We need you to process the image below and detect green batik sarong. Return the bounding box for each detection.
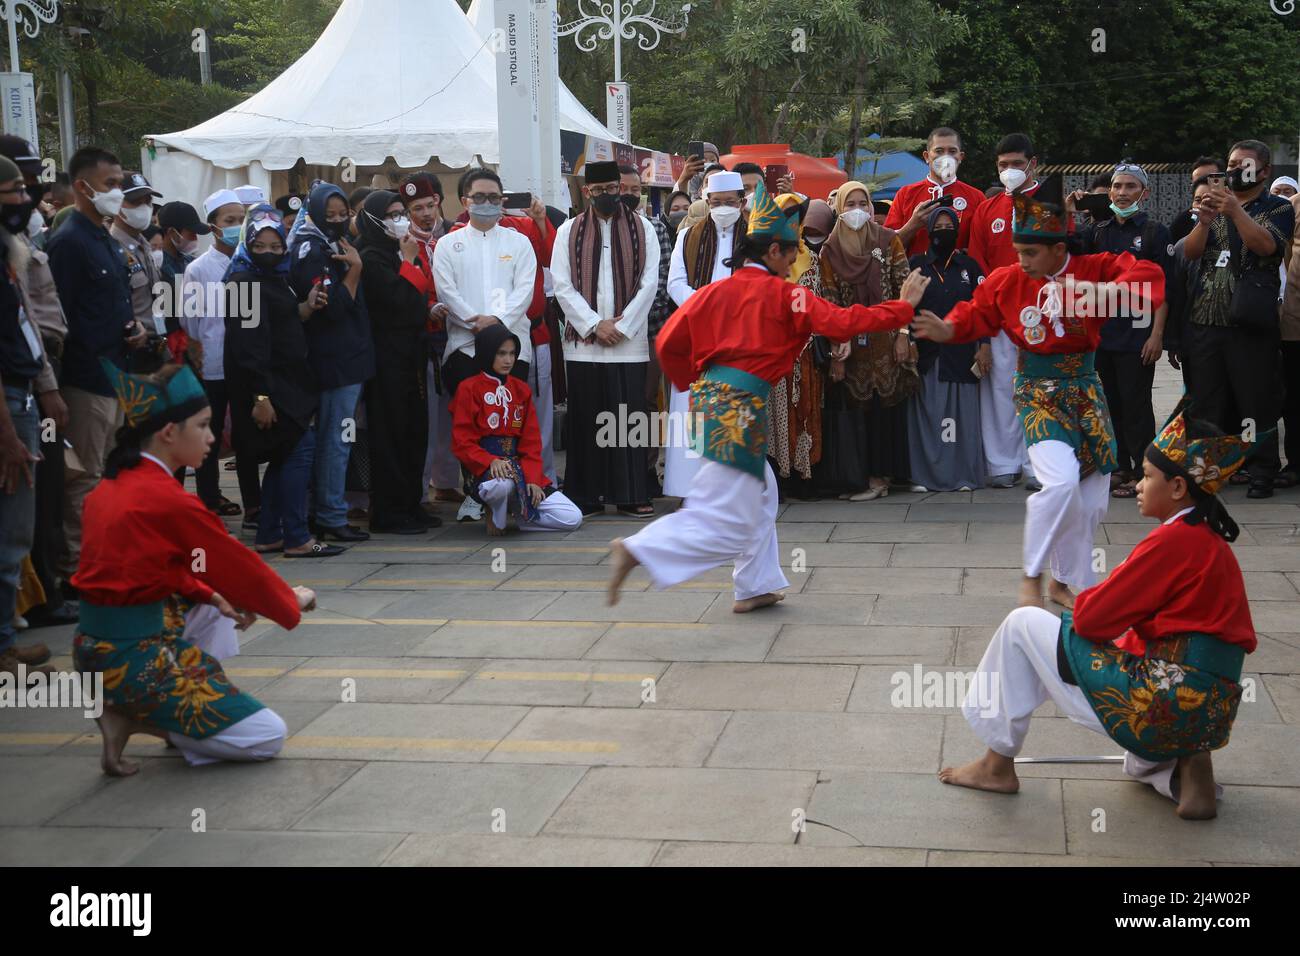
[688,365,771,480]
[1060,611,1245,762]
[1014,350,1118,479]
[73,600,266,739]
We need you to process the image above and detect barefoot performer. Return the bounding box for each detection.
[912,177,1165,608]
[72,360,317,776]
[940,401,1259,820]
[608,181,933,611]
[451,324,582,535]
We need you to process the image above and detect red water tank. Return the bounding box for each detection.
[720,144,847,201]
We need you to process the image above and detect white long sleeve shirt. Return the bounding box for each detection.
[551,213,660,363]
[181,245,232,381]
[432,223,537,364]
[666,221,737,307]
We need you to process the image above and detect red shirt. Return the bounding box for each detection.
[1074,513,1256,654]
[942,252,1166,354]
[452,213,556,344]
[71,457,301,629]
[883,177,987,256]
[451,370,548,487]
[656,264,914,391]
[966,182,1048,273]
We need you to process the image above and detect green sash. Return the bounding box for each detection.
[1014,350,1117,478]
[688,365,771,480]
[1060,611,1245,762]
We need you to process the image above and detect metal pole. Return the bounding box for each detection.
[7,8,20,73]
[612,1,621,82]
[57,68,76,166]
[1013,755,1126,764]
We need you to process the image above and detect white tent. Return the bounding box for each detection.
[144,0,616,207]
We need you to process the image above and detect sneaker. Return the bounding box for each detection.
[457,497,484,522]
[987,473,1017,488]
[1247,482,1274,499]
[1025,478,1043,492]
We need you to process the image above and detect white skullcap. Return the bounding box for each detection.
[234,184,267,204]
[203,189,242,217]
[704,171,743,196]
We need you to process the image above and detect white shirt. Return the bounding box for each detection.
[181,245,232,381]
[432,223,537,364]
[667,221,736,307]
[551,213,660,363]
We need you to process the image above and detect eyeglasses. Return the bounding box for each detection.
[586,185,620,196]
[467,193,503,205]
[0,185,28,198]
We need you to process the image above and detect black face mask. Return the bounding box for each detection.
[0,200,34,235]
[250,250,285,273]
[929,229,957,261]
[619,194,640,214]
[322,218,349,241]
[1227,167,1257,193]
[592,193,620,216]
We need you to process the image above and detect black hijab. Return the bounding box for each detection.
[356,189,400,249]
[474,322,522,383]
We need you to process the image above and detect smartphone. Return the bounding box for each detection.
[764,164,789,195]
[688,140,705,160]
[503,191,532,210]
[934,194,955,208]
[1075,193,1113,218]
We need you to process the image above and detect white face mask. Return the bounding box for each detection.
[150,249,164,269]
[385,216,411,241]
[121,204,153,231]
[25,210,44,239]
[172,231,198,256]
[840,208,870,231]
[932,155,958,184]
[1000,167,1028,193]
[709,206,741,229]
[85,185,125,218]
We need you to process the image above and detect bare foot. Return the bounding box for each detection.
[607,538,639,607]
[485,509,505,537]
[733,591,786,613]
[95,706,142,777]
[1018,575,1044,608]
[938,750,1020,793]
[1175,751,1218,820]
[1047,578,1076,609]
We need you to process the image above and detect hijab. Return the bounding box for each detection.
[474,321,522,383]
[223,203,289,280]
[926,205,960,263]
[679,198,708,234]
[821,181,887,304]
[356,189,400,250]
[288,180,348,253]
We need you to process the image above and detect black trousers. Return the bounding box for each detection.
[367,343,430,527]
[31,354,67,606]
[1096,349,1156,476]
[1281,340,1300,473]
[1182,322,1281,482]
[193,377,263,510]
[562,360,649,508]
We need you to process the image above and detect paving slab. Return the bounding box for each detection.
[767,624,955,665]
[926,850,1208,867]
[445,659,666,707]
[654,662,856,712]
[265,561,385,589]
[241,623,442,657]
[543,767,815,844]
[869,593,1018,627]
[384,834,659,866]
[48,758,364,830]
[698,591,873,626]
[356,565,521,589]
[285,702,529,761]
[778,501,912,523]
[293,762,585,835]
[582,622,779,663]
[310,590,407,617]
[375,589,562,621]
[1263,674,1300,723]
[125,829,404,866]
[459,542,613,566]
[706,711,941,772]
[1234,546,1300,571]
[410,621,608,659]
[828,522,966,544]
[487,706,729,767]
[1062,779,1300,864]
[654,841,925,866]
[256,657,479,703]
[0,756,112,825]
[907,503,1026,524]
[0,826,161,866]
[328,544,483,564]
[847,665,981,716]
[1244,601,1300,634]
[1250,635,1300,674]
[804,567,962,595]
[217,656,309,693]
[536,591,716,623]
[1248,525,1300,546]
[803,771,1066,854]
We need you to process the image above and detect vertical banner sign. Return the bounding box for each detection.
[531,0,566,209]
[606,82,630,144]
[495,0,542,196]
[0,73,38,151]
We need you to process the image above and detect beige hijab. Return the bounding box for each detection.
[822,181,887,305]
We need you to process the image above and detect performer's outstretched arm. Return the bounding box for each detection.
[795,267,930,340]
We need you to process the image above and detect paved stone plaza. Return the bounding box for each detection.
[4,366,1299,866]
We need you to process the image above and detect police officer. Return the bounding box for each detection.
[110,171,165,343]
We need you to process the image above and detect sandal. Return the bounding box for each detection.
[254,541,284,554]
[1230,470,1251,485]
[1111,480,1138,499]
[209,496,242,516]
[617,504,656,519]
[283,541,346,558]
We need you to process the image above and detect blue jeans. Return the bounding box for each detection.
[0,388,39,651]
[257,426,317,549]
[313,383,362,527]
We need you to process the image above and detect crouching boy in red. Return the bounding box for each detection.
[452,325,582,535]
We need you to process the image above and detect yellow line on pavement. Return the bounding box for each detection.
[372,618,449,626]
[494,740,620,754]
[289,668,466,679]
[0,733,79,745]
[285,735,499,751]
[612,622,706,630]
[475,671,655,682]
[293,617,377,626]
[226,667,291,677]
[286,580,353,586]
[346,546,476,553]
[360,579,500,587]
[448,619,606,628]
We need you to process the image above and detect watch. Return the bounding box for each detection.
[255,394,270,404]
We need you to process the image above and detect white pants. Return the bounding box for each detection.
[963,606,1201,802]
[1023,440,1110,590]
[526,346,557,485]
[477,479,582,532]
[167,707,287,768]
[663,385,703,497]
[424,361,461,491]
[182,602,239,661]
[980,333,1032,478]
[625,459,789,601]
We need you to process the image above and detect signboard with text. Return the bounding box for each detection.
[605,81,630,144]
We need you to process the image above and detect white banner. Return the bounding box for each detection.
[0,73,38,151]
[494,0,541,196]
[606,82,630,144]
[531,0,566,208]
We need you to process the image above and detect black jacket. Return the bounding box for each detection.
[908,249,986,384]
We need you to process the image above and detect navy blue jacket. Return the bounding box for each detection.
[909,249,987,384]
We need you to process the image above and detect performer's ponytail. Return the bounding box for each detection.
[1146,451,1240,543]
[103,424,144,479]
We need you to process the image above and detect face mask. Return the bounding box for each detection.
[592,194,620,217]
[929,229,957,260]
[840,208,870,231]
[150,249,164,269]
[667,211,688,229]
[804,236,825,253]
[385,216,411,240]
[121,204,153,231]
[322,219,350,241]
[171,231,198,256]
[744,192,754,210]
[619,195,641,215]
[250,250,285,273]
[1,202,33,235]
[219,224,243,247]
[1227,167,1255,192]
[1109,202,1140,219]
[25,208,44,239]
[710,206,741,229]
[469,202,503,221]
[932,155,958,184]
[84,184,125,218]
[999,168,1027,193]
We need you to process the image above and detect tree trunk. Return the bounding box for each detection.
[842,54,868,180]
[770,75,803,143]
[747,88,770,142]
